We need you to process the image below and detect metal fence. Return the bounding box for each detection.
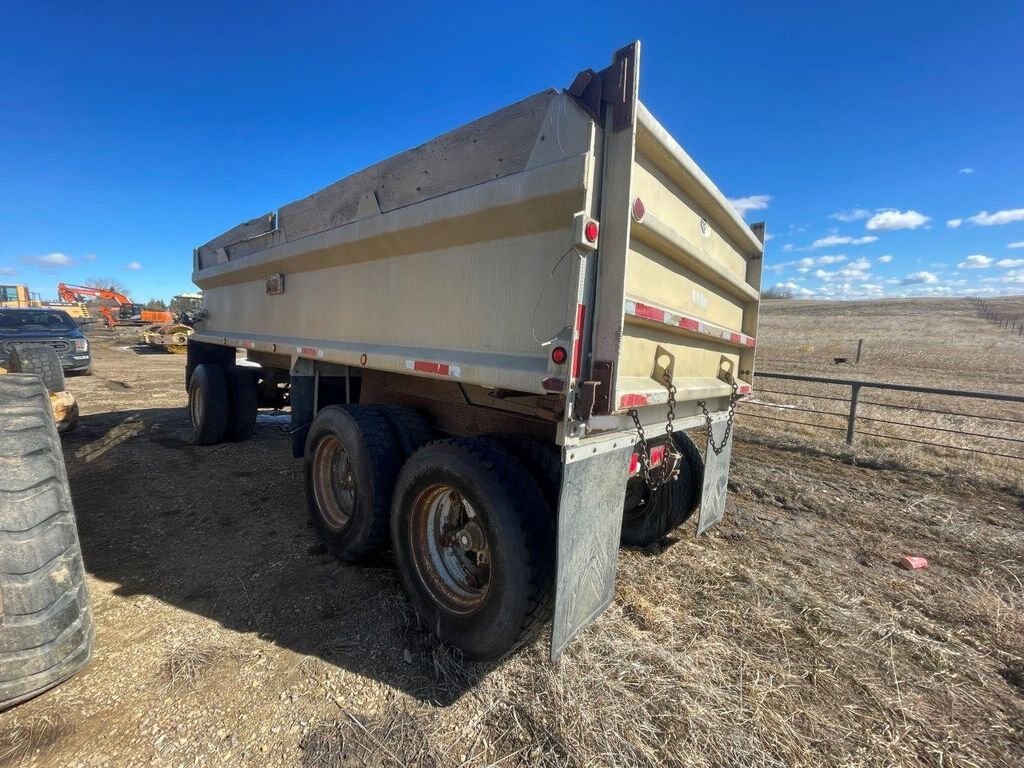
[739,371,1024,461]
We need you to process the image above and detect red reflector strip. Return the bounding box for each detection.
[620,393,651,408]
[406,359,461,378]
[571,304,586,380]
[650,444,666,466]
[624,299,756,348]
[542,376,565,392]
[240,340,256,350]
[628,443,667,477]
[297,345,325,358]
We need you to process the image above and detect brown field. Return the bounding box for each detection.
[2,299,1023,767]
[747,297,1024,491]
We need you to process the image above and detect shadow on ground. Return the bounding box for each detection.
[61,406,492,707]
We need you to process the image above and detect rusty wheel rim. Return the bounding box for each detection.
[312,435,355,530]
[409,483,490,615]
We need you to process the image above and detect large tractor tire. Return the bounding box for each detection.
[390,438,554,661]
[0,375,93,710]
[304,406,402,561]
[8,345,65,393]
[620,431,704,547]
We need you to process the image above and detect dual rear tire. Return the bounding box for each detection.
[188,364,257,445]
[302,406,554,660]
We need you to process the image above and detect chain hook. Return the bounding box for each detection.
[628,367,682,494]
[699,374,740,456]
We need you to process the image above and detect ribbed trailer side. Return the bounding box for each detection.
[191,92,601,397]
[614,104,763,410]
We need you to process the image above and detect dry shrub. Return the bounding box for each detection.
[0,712,73,766]
[161,640,259,692]
[301,710,438,768]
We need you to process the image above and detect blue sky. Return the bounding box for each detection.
[2,1,1023,302]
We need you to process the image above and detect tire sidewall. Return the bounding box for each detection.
[303,407,379,561]
[391,446,534,660]
[188,364,228,445]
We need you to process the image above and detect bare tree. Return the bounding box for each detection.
[85,277,131,296]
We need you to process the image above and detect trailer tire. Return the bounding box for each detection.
[371,405,434,458]
[0,374,93,710]
[391,439,554,661]
[188,364,229,445]
[304,406,401,561]
[620,431,704,547]
[224,367,258,442]
[8,346,65,393]
[480,433,561,511]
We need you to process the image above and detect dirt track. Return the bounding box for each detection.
[1,335,1022,767]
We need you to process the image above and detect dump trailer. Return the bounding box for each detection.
[188,42,764,661]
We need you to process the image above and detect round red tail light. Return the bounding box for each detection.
[584,220,599,243]
[632,197,646,222]
[551,346,568,365]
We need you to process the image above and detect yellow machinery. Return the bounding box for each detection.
[0,284,91,320]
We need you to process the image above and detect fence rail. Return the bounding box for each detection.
[741,371,1024,461]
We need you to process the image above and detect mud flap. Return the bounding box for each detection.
[550,443,633,660]
[697,420,733,535]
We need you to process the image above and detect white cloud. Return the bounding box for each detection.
[84,253,98,262]
[781,243,795,253]
[947,218,963,229]
[816,254,847,265]
[763,232,775,242]
[23,252,73,270]
[876,254,893,263]
[996,258,1024,268]
[728,194,771,218]
[971,208,1024,226]
[901,271,940,284]
[810,234,878,248]
[829,208,871,222]
[125,261,143,271]
[847,257,871,270]
[865,209,931,231]
[815,263,871,282]
[958,254,992,269]
[1007,241,1024,249]
[958,167,975,175]
[0,266,16,276]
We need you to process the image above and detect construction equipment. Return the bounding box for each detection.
[1,284,91,320]
[187,42,763,661]
[56,283,171,328]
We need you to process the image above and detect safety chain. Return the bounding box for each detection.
[628,368,681,493]
[699,375,740,455]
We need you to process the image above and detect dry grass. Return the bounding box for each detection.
[0,712,72,766]
[746,298,1024,491]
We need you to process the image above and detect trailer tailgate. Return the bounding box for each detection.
[592,102,764,414]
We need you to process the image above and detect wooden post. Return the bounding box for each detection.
[855,338,864,364]
[846,384,861,445]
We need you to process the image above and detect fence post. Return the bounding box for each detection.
[855,338,864,364]
[846,384,861,445]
